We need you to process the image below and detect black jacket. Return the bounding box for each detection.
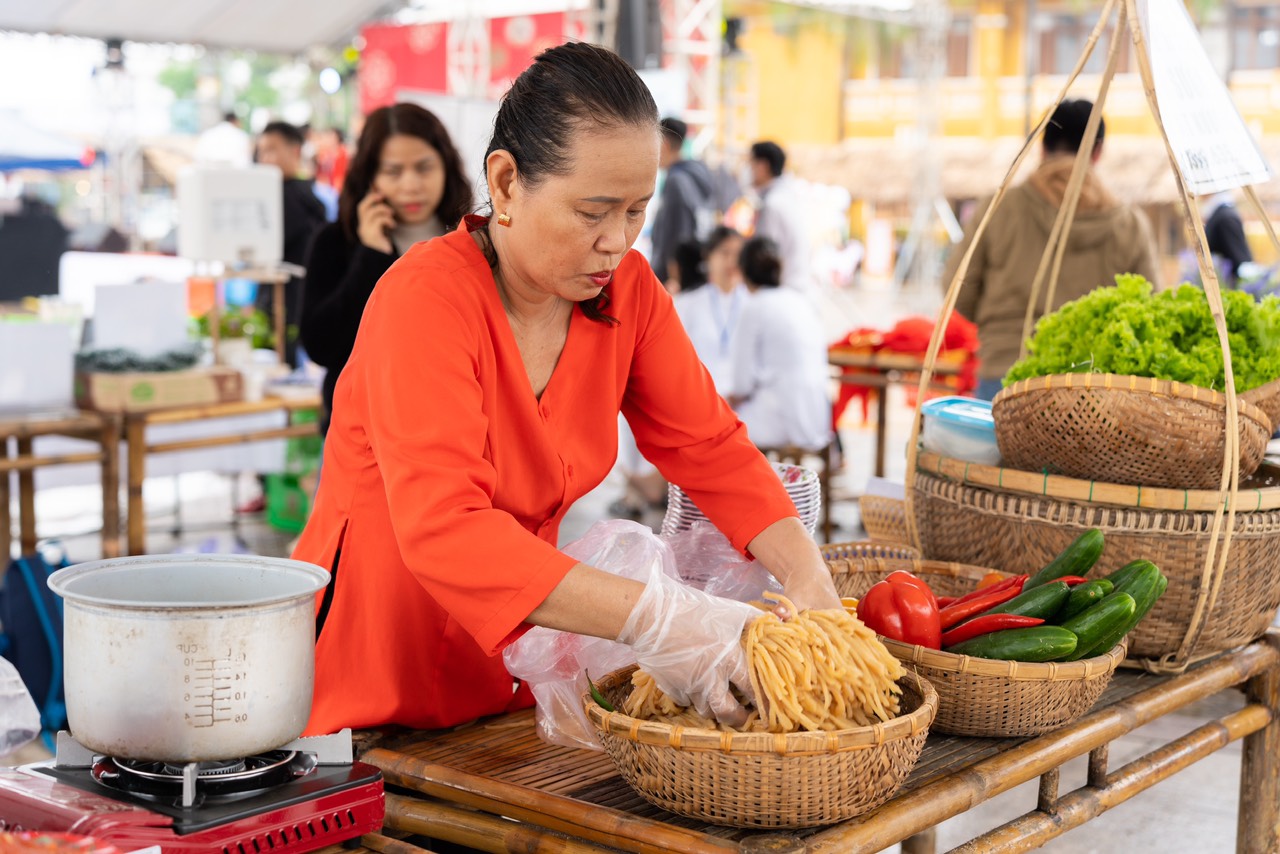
[299,222,398,434]
[257,179,327,366]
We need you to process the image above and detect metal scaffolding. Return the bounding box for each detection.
[659,0,722,156]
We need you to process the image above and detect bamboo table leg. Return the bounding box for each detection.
[100,416,121,558]
[874,385,888,478]
[125,416,147,555]
[0,439,9,562]
[274,279,286,364]
[15,437,36,555]
[901,829,936,854]
[1238,632,1280,854]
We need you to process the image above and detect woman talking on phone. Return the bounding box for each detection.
[301,104,473,434]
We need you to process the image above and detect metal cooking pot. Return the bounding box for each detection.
[47,554,330,762]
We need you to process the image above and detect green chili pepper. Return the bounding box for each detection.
[586,671,614,712]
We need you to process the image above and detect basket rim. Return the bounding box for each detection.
[820,540,921,561]
[827,555,1002,583]
[582,666,938,755]
[915,450,1280,513]
[994,372,1272,427]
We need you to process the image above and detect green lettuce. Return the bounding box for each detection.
[1004,274,1280,393]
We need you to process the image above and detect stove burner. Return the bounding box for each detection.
[92,750,319,809]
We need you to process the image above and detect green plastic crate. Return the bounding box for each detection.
[266,473,310,534]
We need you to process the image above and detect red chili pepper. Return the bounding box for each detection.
[857,573,942,649]
[941,614,1045,647]
[937,596,958,608]
[1057,576,1090,586]
[938,582,1026,629]
[944,574,1028,611]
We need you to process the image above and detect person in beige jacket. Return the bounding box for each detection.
[946,99,1161,400]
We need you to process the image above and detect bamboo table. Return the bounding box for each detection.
[828,350,968,479]
[360,631,1280,853]
[0,408,120,560]
[123,395,320,555]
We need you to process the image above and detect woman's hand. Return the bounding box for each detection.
[617,566,759,727]
[746,517,841,614]
[357,191,396,254]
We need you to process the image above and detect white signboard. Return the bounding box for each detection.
[1139,0,1272,193]
[93,281,190,357]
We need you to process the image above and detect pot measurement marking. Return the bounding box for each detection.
[183,649,248,728]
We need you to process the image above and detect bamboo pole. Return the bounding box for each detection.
[384,793,618,854]
[126,416,147,555]
[16,437,36,555]
[1238,633,1280,854]
[951,703,1271,852]
[364,750,740,854]
[137,395,321,425]
[0,451,105,474]
[803,639,1279,852]
[1019,1,1125,356]
[0,439,10,561]
[1122,0,1240,672]
[100,415,121,558]
[361,831,440,854]
[145,423,317,456]
[902,0,1120,551]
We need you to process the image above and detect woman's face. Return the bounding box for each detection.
[706,236,743,289]
[372,134,446,225]
[490,123,660,303]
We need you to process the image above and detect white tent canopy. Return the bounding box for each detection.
[0,0,402,54]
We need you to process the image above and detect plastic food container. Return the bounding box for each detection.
[921,397,1000,466]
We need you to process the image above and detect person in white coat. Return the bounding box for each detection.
[674,226,747,393]
[727,236,832,451]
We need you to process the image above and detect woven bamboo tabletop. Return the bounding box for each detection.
[359,636,1280,853]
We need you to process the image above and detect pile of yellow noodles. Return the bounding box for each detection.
[623,594,905,733]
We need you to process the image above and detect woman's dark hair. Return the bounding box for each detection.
[705,225,742,255]
[479,41,660,324]
[670,239,706,293]
[338,103,473,242]
[739,236,783,288]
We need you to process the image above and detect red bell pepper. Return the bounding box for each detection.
[938,581,1026,629]
[1057,576,1090,586]
[941,614,1045,647]
[857,572,942,649]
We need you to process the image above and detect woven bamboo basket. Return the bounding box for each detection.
[828,557,1124,736]
[992,374,1272,489]
[1243,377,1280,432]
[910,469,1280,663]
[582,665,937,828]
[859,494,911,543]
[820,540,920,562]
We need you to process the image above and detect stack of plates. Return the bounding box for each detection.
[660,462,822,538]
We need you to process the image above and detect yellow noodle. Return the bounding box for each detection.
[622,594,906,733]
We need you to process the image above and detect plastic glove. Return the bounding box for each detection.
[617,561,760,726]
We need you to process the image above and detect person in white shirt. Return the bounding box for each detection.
[749,141,813,295]
[674,226,747,393]
[195,111,252,167]
[728,236,832,451]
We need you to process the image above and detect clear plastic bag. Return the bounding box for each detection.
[0,656,42,755]
[665,522,782,604]
[503,519,679,750]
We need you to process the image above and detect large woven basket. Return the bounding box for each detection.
[583,666,937,828]
[1244,377,1280,433]
[820,540,920,562]
[992,373,1271,490]
[828,557,1124,736]
[859,494,911,544]
[911,468,1280,663]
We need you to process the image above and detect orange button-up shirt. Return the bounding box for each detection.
[294,218,798,734]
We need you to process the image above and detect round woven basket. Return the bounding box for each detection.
[582,666,937,828]
[910,470,1280,662]
[992,374,1271,490]
[827,557,1125,737]
[1244,377,1280,433]
[859,494,911,544]
[820,540,920,562]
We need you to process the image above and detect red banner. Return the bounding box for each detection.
[359,22,448,112]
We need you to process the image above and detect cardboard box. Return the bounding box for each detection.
[75,366,244,413]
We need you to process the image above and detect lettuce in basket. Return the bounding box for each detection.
[1004,273,1280,393]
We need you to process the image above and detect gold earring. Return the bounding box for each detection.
[496,213,512,227]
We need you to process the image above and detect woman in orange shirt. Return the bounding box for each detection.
[293,42,841,736]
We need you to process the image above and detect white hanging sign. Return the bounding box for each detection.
[1138,0,1272,193]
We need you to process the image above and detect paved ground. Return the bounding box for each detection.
[1,278,1258,852]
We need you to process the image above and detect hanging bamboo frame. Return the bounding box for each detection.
[903,0,1280,673]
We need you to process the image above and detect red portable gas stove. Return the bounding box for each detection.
[0,730,384,853]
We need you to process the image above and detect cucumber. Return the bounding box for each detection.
[983,580,1072,621]
[1060,592,1136,660]
[1084,564,1168,658]
[1026,529,1106,588]
[946,626,1078,662]
[1101,559,1158,589]
[1059,580,1112,620]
